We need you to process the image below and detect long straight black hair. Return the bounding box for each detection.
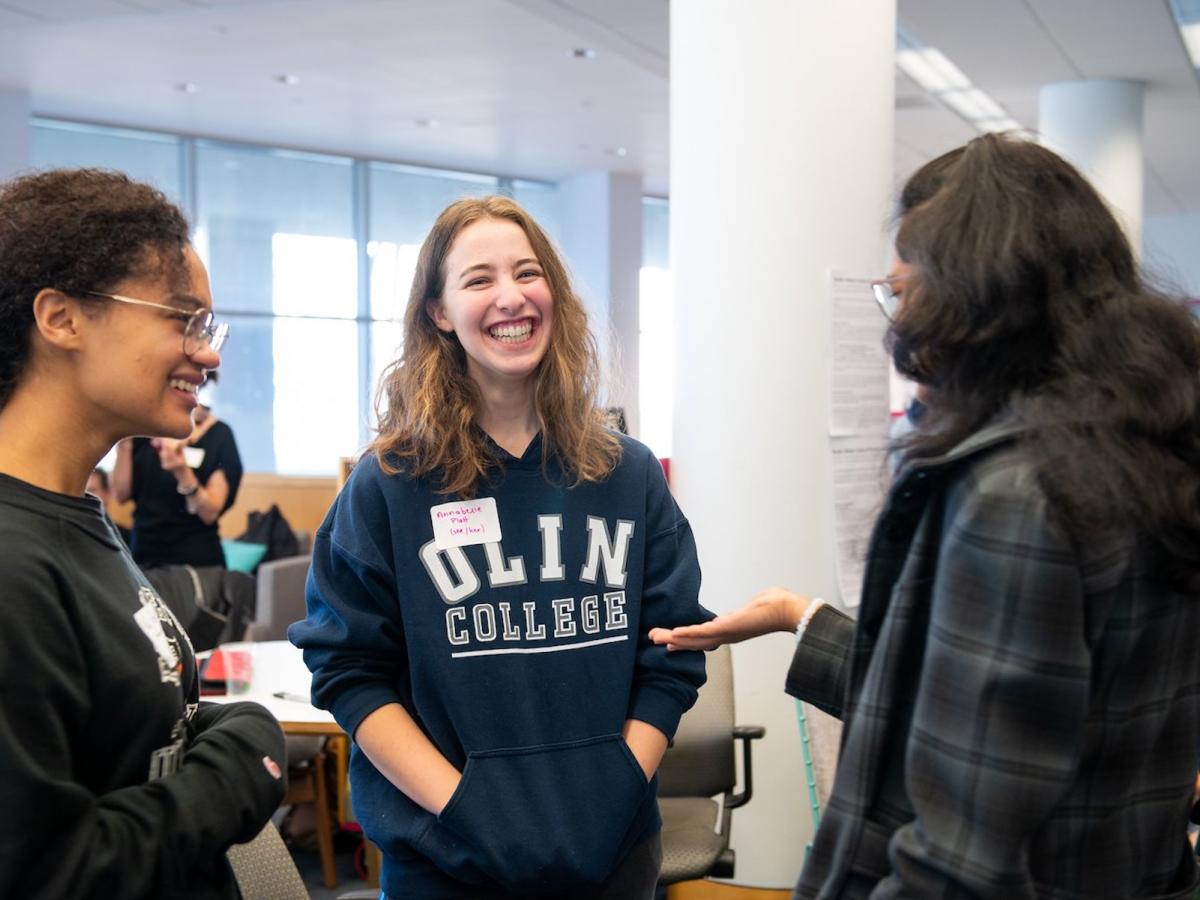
[889,134,1200,573]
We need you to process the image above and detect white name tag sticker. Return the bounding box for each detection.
[431,497,502,550]
[183,446,206,468]
[133,602,178,668]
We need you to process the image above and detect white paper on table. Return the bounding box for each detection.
[830,434,890,609]
[828,271,890,437]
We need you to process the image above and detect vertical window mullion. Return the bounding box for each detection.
[354,159,373,451]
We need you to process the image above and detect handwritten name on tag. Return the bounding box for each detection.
[431,497,502,550]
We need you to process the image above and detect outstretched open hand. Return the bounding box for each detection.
[648,586,811,652]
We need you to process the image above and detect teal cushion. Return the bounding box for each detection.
[221,539,268,573]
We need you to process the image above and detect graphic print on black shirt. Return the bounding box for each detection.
[133,581,200,779]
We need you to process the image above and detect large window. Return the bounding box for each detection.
[31,119,558,475]
[194,142,359,475]
[32,120,184,205]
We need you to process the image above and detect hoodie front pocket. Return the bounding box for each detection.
[424,733,650,893]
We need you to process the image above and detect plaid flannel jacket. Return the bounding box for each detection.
[787,420,1200,899]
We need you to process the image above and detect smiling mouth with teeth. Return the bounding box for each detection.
[169,378,198,394]
[488,320,535,344]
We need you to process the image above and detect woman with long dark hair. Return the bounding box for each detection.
[653,133,1200,898]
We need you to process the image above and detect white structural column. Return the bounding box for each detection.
[670,0,895,888]
[1039,79,1145,252]
[0,89,31,181]
[557,171,643,437]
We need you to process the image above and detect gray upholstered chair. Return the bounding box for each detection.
[655,644,764,885]
[246,554,312,642]
[226,820,309,900]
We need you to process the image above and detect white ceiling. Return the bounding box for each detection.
[0,0,1196,213]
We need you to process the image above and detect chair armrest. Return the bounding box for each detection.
[726,723,765,810]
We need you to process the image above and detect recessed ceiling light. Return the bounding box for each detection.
[606,146,628,158]
[571,48,596,60]
[276,74,299,86]
[176,82,199,94]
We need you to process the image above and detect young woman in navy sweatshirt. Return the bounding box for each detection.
[291,196,710,899]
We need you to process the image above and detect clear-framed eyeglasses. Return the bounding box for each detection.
[86,290,230,355]
[870,277,906,322]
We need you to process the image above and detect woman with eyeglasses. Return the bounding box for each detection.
[112,367,245,569]
[652,134,1200,898]
[0,168,285,899]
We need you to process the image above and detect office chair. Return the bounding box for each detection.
[245,553,312,641]
[655,644,764,885]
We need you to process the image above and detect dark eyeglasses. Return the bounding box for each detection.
[86,290,229,355]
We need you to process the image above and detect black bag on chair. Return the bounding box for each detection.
[145,565,256,652]
[237,504,300,565]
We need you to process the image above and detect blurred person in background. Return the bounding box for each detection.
[114,368,244,568]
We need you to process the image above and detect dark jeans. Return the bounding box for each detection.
[383,832,663,900]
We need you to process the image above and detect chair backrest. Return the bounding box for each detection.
[225,820,309,900]
[249,554,313,641]
[656,644,736,798]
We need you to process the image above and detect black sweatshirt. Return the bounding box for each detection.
[0,472,285,899]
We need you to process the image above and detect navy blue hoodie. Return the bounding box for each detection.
[290,433,708,896]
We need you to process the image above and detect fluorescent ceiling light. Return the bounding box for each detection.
[921,48,972,91]
[1183,22,1200,66]
[897,47,971,92]
[896,34,1019,134]
[965,88,1005,120]
[896,49,952,92]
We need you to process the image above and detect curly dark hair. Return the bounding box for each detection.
[889,133,1200,571]
[0,168,191,409]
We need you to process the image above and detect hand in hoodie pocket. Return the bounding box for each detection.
[423,733,650,893]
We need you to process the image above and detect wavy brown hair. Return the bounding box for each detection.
[888,133,1200,573]
[370,195,621,496]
